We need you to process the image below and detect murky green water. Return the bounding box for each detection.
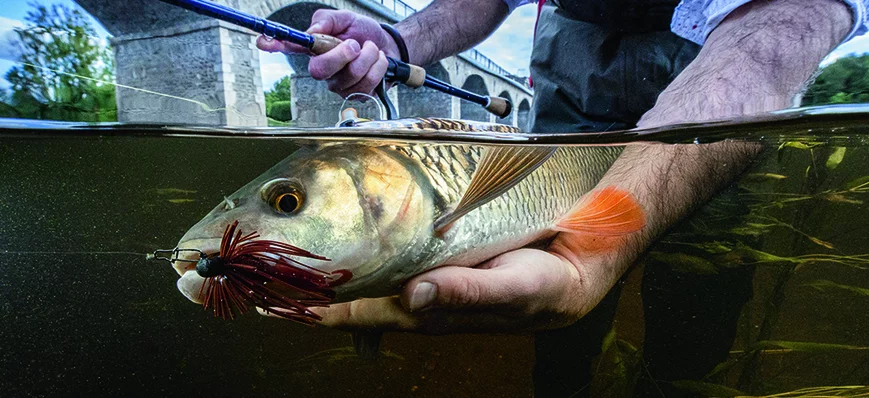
[1,109,869,397]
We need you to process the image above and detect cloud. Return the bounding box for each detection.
[822,34,869,66]
[473,5,537,75]
[475,5,537,75]
[260,52,294,90]
[358,0,536,75]
[0,16,25,62]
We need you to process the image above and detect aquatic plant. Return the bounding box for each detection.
[638,142,869,395]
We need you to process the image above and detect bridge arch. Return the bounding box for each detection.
[517,99,531,132]
[398,62,451,118]
[459,74,489,122]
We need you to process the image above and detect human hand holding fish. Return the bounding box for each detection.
[302,238,630,333]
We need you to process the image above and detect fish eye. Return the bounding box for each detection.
[261,179,305,215]
[274,191,303,214]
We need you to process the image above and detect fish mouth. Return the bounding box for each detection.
[173,238,222,304]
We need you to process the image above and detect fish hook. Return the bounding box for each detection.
[148,247,208,264]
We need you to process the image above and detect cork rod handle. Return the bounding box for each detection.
[485,97,512,118]
[310,33,343,55]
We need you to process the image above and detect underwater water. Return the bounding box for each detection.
[1,108,869,397]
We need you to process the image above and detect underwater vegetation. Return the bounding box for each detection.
[2,118,869,396]
[592,141,869,396]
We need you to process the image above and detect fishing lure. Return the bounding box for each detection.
[154,221,351,324]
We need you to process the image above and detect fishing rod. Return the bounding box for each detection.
[156,0,513,118]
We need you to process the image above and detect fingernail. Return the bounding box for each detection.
[409,282,436,312]
[347,39,361,54]
[308,22,323,32]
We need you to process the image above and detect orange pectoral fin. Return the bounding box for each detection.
[555,187,646,236]
[553,187,645,254]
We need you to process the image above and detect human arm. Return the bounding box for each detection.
[300,0,853,334]
[580,0,853,305]
[256,0,509,97]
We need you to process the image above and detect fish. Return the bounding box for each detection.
[170,118,645,322]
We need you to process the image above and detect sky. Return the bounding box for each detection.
[1,0,869,91]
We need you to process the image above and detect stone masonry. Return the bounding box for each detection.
[75,0,533,128]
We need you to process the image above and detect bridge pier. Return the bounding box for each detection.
[111,21,266,126]
[289,73,345,127]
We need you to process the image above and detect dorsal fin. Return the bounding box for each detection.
[350,118,522,133]
[433,146,557,234]
[554,186,645,235]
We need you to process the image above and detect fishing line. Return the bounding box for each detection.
[1,58,265,121]
[3,23,265,119]
[339,93,386,122]
[0,250,151,259]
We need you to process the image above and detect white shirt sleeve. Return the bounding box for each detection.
[501,0,534,13]
[671,0,869,45]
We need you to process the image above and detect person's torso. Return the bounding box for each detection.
[527,0,700,133]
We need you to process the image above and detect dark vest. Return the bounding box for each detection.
[550,0,681,32]
[526,2,700,133]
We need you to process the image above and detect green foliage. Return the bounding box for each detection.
[669,380,745,397]
[267,100,292,122]
[595,328,642,397]
[646,141,869,394]
[0,3,116,122]
[264,76,292,122]
[804,279,869,297]
[803,55,869,106]
[825,147,846,170]
[753,340,868,353]
[265,76,292,103]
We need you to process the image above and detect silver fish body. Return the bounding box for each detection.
[173,123,623,305]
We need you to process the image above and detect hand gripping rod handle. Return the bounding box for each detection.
[157,0,513,118]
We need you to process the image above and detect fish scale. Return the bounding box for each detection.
[395,143,625,267]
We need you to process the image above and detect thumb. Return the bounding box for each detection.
[256,35,308,54]
[307,9,355,35]
[400,249,570,313]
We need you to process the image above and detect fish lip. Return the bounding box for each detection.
[172,238,222,276]
[171,238,222,305]
[177,271,206,304]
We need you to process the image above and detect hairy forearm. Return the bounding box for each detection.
[395,0,509,65]
[644,0,851,122]
[569,0,852,304]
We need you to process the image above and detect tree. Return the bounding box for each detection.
[265,76,292,122]
[1,3,116,122]
[802,55,869,106]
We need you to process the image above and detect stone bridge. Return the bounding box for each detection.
[74,0,533,129]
